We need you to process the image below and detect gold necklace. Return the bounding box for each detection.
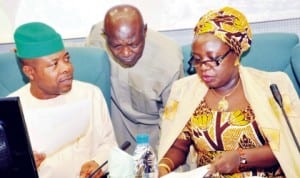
[211,78,241,111]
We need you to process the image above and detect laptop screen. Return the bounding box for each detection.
[0,96,38,178]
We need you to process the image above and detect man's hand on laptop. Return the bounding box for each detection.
[33,151,46,168]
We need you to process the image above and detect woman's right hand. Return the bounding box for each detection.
[204,150,240,177]
[33,151,46,168]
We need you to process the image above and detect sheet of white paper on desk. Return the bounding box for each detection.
[161,165,209,178]
[108,147,135,178]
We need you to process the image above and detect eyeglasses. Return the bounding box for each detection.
[190,48,232,68]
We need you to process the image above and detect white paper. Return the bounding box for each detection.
[108,147,135,178]
[161,165,209,178]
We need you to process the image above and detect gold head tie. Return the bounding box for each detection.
[194,6,252,57]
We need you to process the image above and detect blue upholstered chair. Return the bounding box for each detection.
[0,47,111,109]
[182,32,300,96]
[291,44,300,90]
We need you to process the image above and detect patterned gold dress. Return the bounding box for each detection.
[178,100,285,178]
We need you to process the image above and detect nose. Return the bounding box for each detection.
[61,61,73,74]
[120,46,133,57]
[197,62,212,71]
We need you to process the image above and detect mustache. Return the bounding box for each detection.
[58,74,73,82]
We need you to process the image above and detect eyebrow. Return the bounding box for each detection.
[51,52,70,61]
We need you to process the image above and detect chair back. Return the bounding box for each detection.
[0,47,111,109]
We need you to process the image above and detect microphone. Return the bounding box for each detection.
[270,84,283,107]
[88,141,131,178]
[270,84,300,152]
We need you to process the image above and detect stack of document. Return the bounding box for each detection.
[162,165,209,178]
[162,166,264,178]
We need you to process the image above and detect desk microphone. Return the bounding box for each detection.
[88,141,131,178]
[270,84,300,152]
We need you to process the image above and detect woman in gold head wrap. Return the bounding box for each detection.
[158,7,300,178]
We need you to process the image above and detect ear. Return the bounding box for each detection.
[101,28,106,36]
[143,24,148,36]
[22,65,34,81]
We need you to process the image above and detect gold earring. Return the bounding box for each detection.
[234,58,240,66]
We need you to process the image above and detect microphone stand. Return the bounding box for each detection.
[277,101,300,153]
[88,160,108,178]
[88,141,131,178]
[270,84,300,153]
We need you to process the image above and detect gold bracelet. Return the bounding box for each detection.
[158,163,171,173]
[161,157,175,169]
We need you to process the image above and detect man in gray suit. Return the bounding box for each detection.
[86,4,183,154]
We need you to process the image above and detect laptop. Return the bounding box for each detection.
[0,96,38,178]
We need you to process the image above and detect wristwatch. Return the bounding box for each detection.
[238,148,247,170]
[240,156,247,165]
